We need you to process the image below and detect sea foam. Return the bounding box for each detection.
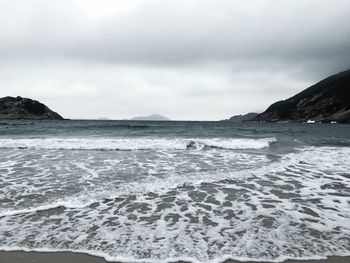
[0,146,349,262]
[0,137,276,151]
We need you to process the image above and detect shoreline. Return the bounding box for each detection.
[0,251,349,263]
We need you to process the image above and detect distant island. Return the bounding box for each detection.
[253,69,350,123]
[131,114,170,121]
[0,96,63,120]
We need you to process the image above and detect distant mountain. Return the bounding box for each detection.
[131,114,170,121]
[0,96,63,120]
[254,69,350,123]
[225,112,258,122]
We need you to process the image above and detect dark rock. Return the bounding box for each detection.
[254,69,350,123]
[226,112,258,122]
[0,96,63,120]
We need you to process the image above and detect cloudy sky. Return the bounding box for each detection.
[0,0,349,120]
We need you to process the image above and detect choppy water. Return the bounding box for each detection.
[0,120,349,262]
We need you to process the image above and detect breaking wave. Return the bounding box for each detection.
[0,137,276,151]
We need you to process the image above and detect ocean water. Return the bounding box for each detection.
[0,120,349,263]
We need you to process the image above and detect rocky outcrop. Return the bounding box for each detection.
[254,69,350,123]
[0,96,63,120]
[226,112,258,122]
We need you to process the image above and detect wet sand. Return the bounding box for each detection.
[0,251,349,263]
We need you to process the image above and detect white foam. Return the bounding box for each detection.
[0,146,349,262]
[0,146,270,215]
[0,196,95,217]
[190,138,276,150]
[0,137,276,151]
[0,246,338,263]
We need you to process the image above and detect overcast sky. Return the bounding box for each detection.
[0,0,349,120]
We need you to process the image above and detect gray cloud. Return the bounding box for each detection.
[0,0,349,120]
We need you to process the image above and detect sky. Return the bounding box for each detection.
[0,0,350,120]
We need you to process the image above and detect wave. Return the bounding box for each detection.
[0,122,34,126]
[70,123,149,129]
[0,146,349,262]
[185,138,276,150]
[0,137,276,151]
[0,197,93,217]
[0,246,339,263]
[1,146,348,217]
[3,145,347,218]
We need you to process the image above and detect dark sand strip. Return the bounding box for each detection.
[0,251,349,263]
[224,258,350,263]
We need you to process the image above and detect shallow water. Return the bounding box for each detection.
[0,120,349,262]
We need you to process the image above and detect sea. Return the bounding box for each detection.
[0,120,349,263]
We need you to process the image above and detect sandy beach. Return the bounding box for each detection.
[0,251,349,263]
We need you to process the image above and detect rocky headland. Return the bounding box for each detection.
[224,112,258,122]
[0,96,63,120]
[254,70,350,123]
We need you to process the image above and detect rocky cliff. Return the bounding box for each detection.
[254,70,350,123]
[226,112,258,122]
[0,96,63,120]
